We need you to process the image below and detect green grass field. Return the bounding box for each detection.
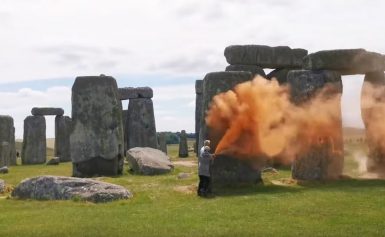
[1,140,384,237]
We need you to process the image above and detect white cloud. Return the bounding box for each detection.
[0,87,71,138]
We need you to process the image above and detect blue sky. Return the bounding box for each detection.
[0,0,384,138]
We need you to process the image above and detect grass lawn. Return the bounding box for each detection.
[0,141,384,237]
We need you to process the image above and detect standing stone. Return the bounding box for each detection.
[0,115,16,166]
[199,71,262,186]
[266,68,291,84]
[22,116,46,164]
[126,98,158,149]
[303,49,385,75]
[158,132,167,154]
[288,70,344,180]
[122,109,129,153]
[0,142,10,167]
[178,130,188,158]
[361,71,385,176]
[224,45,308,68]
[54,116,72,162]
[195,80,203,153]
[225,65,266,77]
[70,75,124,177]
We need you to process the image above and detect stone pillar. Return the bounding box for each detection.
[55,115,72,162]
[70,75,124,177]
[288,70,343,180]
[22,115,46,164]
[122,109,128,153]
[266,68,291,84]
[0,115,16,166]
[195,80,203,153]
[178,130,188,158]
[126,97,158,150]
[199,71,262,186]
[361,71,385,175]
[0,142,9,167]
[158,132,167,154]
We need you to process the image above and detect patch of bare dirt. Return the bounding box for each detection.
[172,160,197,167]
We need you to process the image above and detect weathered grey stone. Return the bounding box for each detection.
[199,71,262,186]
[0,142,10,168]
[126,147,173,175]
[55,116,72,162]
[224,45,308,68]
[158,132,167,154]
[266,68,291,84]
[0,115,16,166]
[361,71,385,176]
[0,179,5,193]
[47,157,60,165]
[288,70,342,104]
[22,116,46,164]
[211,155,262,186]
[303,49,385,75]
[119,87,153,100]
[195,80,203,94]
[0,166,9,174]
[12,175,132,203]
[288,70,344,180]
[195,80,203,153]
[122,109,129,153]
[126,98,158,149]
[178,130,188,158]
[31,107,64,116]
[70,75,124,177]
[225,65,266,77]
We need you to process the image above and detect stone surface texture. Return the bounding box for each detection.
[31,107,64,116]
[22,116,46,164]
[126,147,173,175]
[178,130,188,158]
[266,68,291,84]
[0,115,16,166]
[55,116,72,162]
[224,45,308,68]
[70,75,124,177]
[225,65,266,77]
[126,98,158,149]
[303,49,385,75]
[119,87,153,100]
[12,175,132,203]
[195,80,203,153]
[158,132,167,154]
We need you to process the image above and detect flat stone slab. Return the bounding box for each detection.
[224,45,308,68]
[31,107,64,116]
[12,175,132,203]
[225,65,266,77]
[303,49,385,75]
[126,147,173,175]
[119,87,153,100]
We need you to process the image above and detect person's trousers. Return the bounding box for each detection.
[198,175,210,195]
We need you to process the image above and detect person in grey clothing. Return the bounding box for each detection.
[198,143,215,197]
